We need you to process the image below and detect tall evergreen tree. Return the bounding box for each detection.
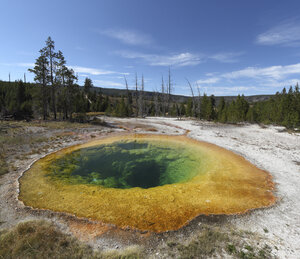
[84,77,93,94]
[186,98,193,117]
[28,50,50,120]
[44,36,57,119]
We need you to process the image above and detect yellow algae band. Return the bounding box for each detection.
[19,134,276,232]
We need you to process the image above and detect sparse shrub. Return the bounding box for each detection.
[227,243,237,254]
[164,225,274,259]
[167,241,178,248]
[71,113,88,123]
[101,245,142,259]
[177,227,228,258]
[0,220,96,259]
[0,220,144,259]
[90,117,109,126]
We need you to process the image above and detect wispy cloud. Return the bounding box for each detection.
[196,77,220,84]
[196,63,300,94]
[117,51,203,67]
[101,28,154,46]
[209,52,244,63]
[256,19,300,46]
[69,66,129,76]
[117,50,243,67]
[222,63,300,80]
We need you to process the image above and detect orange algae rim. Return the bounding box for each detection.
[18,133,276,233]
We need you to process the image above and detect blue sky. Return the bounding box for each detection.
[1,0,300,96]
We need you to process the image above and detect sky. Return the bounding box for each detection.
[1,0,300,96]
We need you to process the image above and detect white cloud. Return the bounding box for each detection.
[222,63,300,80]
[195,63,300,94]
[196,77,220,84]
[101,29,153,46]
[69,66,128,76]
[117,50,244,67]
[117,51,203,67]
[210,52,243,63]
[260,78,300,88]
[205,72,218,77]
[256,19,300,46]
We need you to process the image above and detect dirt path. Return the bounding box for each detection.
[140,117,300,258]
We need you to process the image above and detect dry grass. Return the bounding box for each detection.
[86,112,106,116]
[0,151,8,176]
[0,122,49,176]
[0,221,276,259]
[101,246,142,259]
[0,220,96,259]
[176,227,229,258]
[0,120,102,176]
[163,225,274,259]
[0,220,142,259]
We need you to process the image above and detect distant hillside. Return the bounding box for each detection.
[0,80,272,104]
[91,86,273,104]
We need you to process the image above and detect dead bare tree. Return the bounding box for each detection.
[166,68,173,115]
[186,78,196,117]
[138,75,144,117]
[124,75,129,95]
[196,82,201,119]
[161,76,166,116]
[124,75,132,116]
[153,88,160,116]
[135,73,139,117]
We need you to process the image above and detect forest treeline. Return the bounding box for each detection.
[0,37,299,128]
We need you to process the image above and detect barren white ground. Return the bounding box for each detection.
[107,117,300,259]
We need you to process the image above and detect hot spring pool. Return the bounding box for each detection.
[47,139,203,189]
[19,134,275,232]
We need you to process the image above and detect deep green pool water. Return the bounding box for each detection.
[47,140,200,189]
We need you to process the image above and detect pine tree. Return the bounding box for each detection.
[84,77,93,94]
[44,37,57,119]
[217,97,225,121]
[56,51,68,119]
[180,102,186,117]
[28,50,50,120]
[200,94,209,119]
[186,98,193,117]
